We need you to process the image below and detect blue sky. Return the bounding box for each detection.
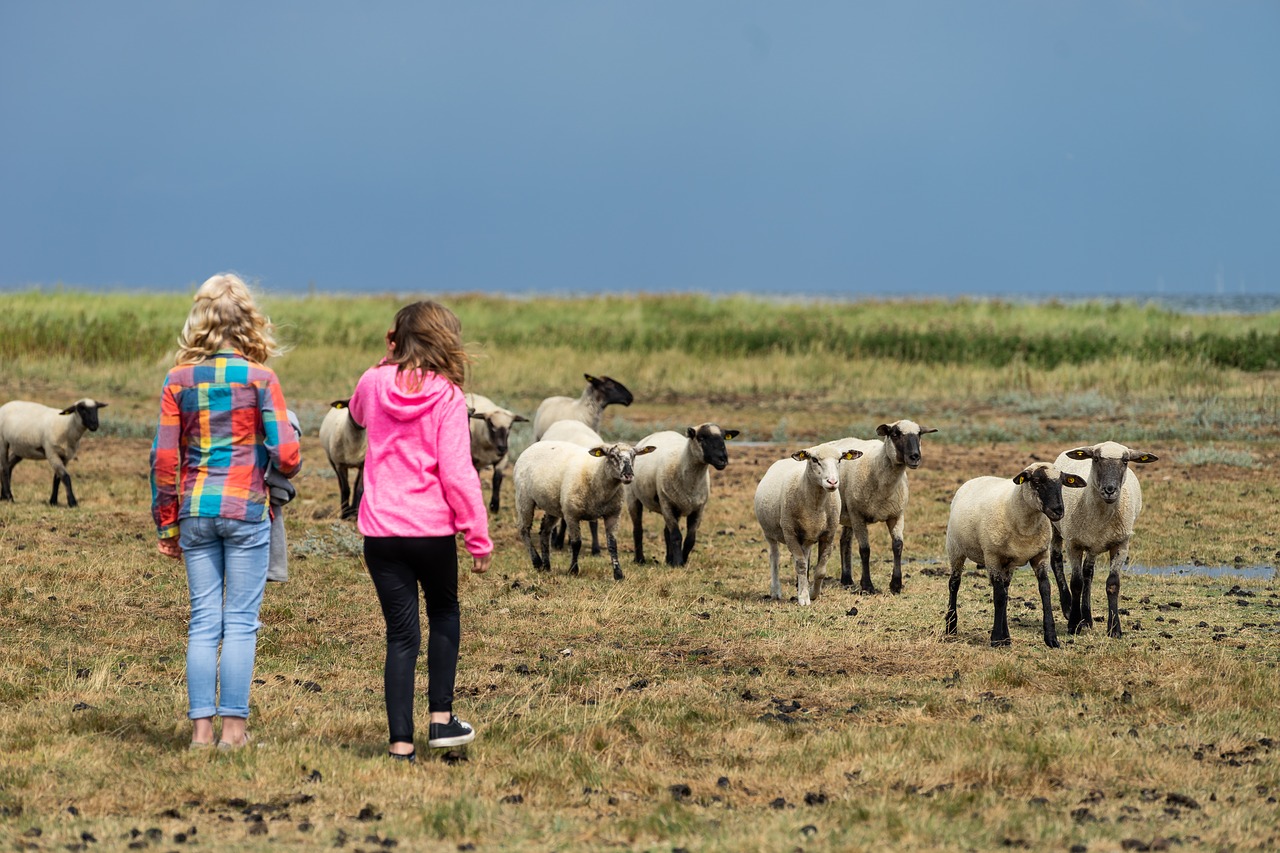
[1,2,1277,297]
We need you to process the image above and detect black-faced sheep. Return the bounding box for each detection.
[513,439,655,580]
[753,445,862,607]
[0,398,108,507]
[532,374,634,441]
[944,462,1086,648]
[626,424,740,567]
[319,400,366,520]
[819,419,937,594]
[1050,441,1158,638]
[464,392,528,515]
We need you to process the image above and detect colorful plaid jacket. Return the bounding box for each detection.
[150,350,302,539]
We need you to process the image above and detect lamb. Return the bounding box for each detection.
[943,462,1087,648]
[513,439,655,580]
[626,423,740,567]
[753,445,862,607]
[532,374,634,440]
[817,419,937,594]
[464,392,528,514]
[539,419,610,554]
[1050,441,1158,638]
[0,398,109,508]
[319,399,367,520]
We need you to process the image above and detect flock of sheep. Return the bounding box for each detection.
[317,374,1160,649]
[0,381,1159,651]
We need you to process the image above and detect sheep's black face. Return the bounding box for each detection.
[689,425,733,471]
[878,421,934,470]
[1030,469,1066,522]
[485,418,510,457]
[78,403,102,432]
[590,375,634,407]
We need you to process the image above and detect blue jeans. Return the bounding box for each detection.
[180,516,270,720]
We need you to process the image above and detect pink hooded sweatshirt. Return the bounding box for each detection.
[348,363,493,557]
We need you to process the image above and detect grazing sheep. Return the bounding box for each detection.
[1050,442,1158,638]
[464,392,528,515]
[532,374,634,440]
[753,445,863,607]
[319,399,366,520]
[626,423,740,567]
[540,419,609,554]
[944,463,1086,648]
[513,439,655,580]
[0,398,109,508]
[818,419,937,594]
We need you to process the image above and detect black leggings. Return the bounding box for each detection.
[364,536,460,745]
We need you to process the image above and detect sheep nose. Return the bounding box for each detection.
[906,454,921,468]
[824,478,839,491]
[1100,487,1120,503]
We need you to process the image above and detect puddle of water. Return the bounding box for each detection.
[1127,564,1277,581]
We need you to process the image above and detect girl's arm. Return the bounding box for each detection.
[438,390,493,558]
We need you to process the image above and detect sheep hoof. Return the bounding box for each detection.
[859,583,878,596]
[840,574,853,587]
[889,579,903,594]
[990,637,1011,648]
[1045,635,1061,649]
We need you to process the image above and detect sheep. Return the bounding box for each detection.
[539,419,610,554]
[532,374,634,440]
[943,462,1087,648]
[753,445,863,607]
[817,419,937,595]
[319,399,367,520]
[0,398,109,508]
[1050,442,1159,638]
[626,423,740,567]
[464,392,528,515]
[513,439,655,580]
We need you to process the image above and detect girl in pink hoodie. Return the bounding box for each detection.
[348,300,493,763]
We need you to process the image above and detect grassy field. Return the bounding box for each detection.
[1,291,1278,852]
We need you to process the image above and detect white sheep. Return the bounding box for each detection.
[626,423,740,567]
[817,419,937,594]
[513,439,655,580]
[943,462,1086,648]
[532,374,634,440]
[539,419,609,554]
[753,445,862,607]
[0,398,109,508]
[1050,441,1158,638]
[464,392,528,515]
[319,399,366,520]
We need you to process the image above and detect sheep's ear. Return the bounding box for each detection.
[584,373,598,383]
[330,399,350,409]
[1012,471,1030,485]
[1061,474,1088,488]
[59,406,75,416]
[588,447,607,457]
[1065,448,1092,460]
[840,449,863,461]
[469,409,486,420]
[636,445,657,456]
[724,430,740,440]
[513,414,529,423]
[1127,452,1159,463]
[686,427,697,439]
[790,450,810,462]
[876,424,892,436]
[918,426,937,435]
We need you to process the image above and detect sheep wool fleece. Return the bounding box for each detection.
[348,364,493,558]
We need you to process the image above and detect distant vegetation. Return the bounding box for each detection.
[5,289,1280,370]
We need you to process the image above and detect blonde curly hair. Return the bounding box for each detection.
[175,273,283,365]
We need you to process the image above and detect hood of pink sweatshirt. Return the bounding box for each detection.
[348,364,493,556]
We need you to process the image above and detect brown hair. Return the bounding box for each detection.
[384,300,470,390]
[175,273,283,365]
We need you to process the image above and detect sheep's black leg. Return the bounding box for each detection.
[535,515,555,571]
[50,472,62,506]
[858,544,876,594]
[1105,567,1122,639]
[1080,555,1097,630]
[839,527,854,586]
[1034,565,1061,649]
[1050,531,1071,620]
[589,520,601,556]
[332,461,351,518]
[352,466,365,517]
[1,455,19,501]
[1068,561,1085,634]
[664,525,682,567]
[944,563,962,635]
[608,531,624,581]
[989,570,1011,647]
[630,504,646,564]
[889,535,904,594]
[681,508,701,565]
[569,539,581,575]
[62,474,77,508]
[489,468,503,515]
[552,519,567,550]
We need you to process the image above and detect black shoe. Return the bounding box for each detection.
[427,716,475,748]
[388,749,416,764]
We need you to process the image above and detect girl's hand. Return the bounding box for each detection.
[472,554,491,574]
[157,538,183,559]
